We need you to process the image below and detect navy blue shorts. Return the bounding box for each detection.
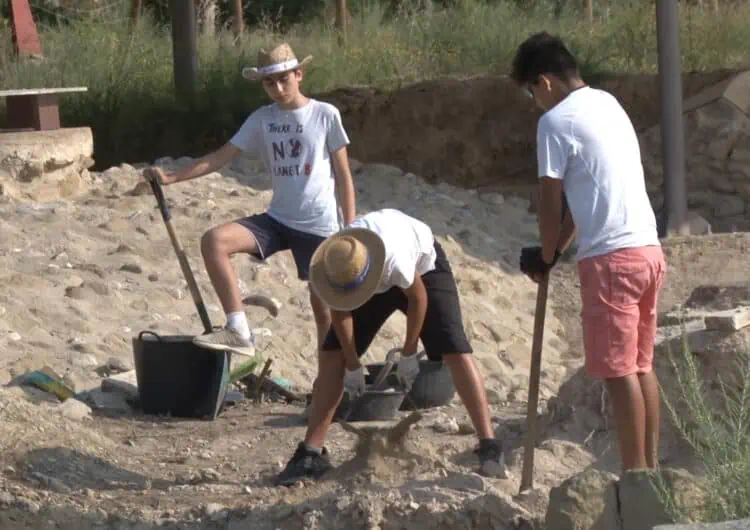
[320,242,473,361]
[235,213,326,281]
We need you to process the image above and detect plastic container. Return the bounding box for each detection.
[132,330,231,420]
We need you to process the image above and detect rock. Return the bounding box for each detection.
[655,520,750,530]
[204,503,226,520]
[0,128,94,201]
[107,356,134,373]
[704,307,750,331]
[619,468,706,530]
[545,468,620,530]
[685,284,750,311]
[712,194,745,218]
[59,398,92,421]
[32,471,71,493]
[120,263,143,274]
[102,370,139,401]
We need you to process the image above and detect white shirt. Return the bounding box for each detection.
[536,86,660,261]
[230,99,350,237]
[349,209,436,293]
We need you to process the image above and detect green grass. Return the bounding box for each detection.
[658,316,750,523]
[1,1,750,168]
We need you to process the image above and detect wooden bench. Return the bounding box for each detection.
[1,86,88,131]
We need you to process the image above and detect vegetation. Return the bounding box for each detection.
[1,1,750,168]
[657,317,750,523]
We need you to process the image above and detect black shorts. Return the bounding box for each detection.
[235,213,326,281]
[320,241,473,361]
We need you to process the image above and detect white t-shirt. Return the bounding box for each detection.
[230,99,350,237]
[536,86,660,261]
[349,209,436,293]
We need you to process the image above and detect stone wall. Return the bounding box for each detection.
[639,71,750,233]
[0,127,95,202]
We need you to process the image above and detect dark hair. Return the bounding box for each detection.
[510,31,581,86]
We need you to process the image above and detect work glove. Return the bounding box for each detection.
[519,246,561,277]
[343,366,366,399]
[396,352,420,391]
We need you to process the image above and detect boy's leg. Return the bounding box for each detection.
[415,242,507,477]
[636,248,667,469]
[277,290,399,486]
[579,247,663,472]
[194,214,284,354]
[309,288,332,349]
[283,224,332,349]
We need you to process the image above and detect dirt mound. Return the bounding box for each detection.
[317,70,738,193]
[0,153,585,528]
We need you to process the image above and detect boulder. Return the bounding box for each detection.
[545,468,706,530]
[0,127,95,201]
[545,468,620,530]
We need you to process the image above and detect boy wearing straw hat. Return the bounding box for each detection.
[276,208,508,485]
[144,43,356,357]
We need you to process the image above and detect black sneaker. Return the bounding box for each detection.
[475,438,509,478]
[276,442,333,486]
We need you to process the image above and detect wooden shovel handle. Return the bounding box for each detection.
[520,271,550,493]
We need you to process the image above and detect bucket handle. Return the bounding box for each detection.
[138,330,163,341]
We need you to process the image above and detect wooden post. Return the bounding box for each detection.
[232,0,245,36]
[8,0,43,58]
[584,0,593,23]
[130,0,143,23]
[335,0,348,45]
[169,0,198,105]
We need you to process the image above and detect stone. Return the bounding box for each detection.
[0,128,94,201]
[619,469,705,530]
[107,356,133,373]
[544,468,620,530]
[655,520,750,530]
[711,194,745,218]
[101,370,139,401]
[59,398,92,421]
[704,307,750,331]
[709,174,735,194]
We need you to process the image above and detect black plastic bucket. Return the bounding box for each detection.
[366,359,455,410]
[132,331,231,420]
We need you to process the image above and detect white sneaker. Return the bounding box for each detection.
[192,327,256,357]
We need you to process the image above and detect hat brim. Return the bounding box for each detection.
[309,227,386,312]
[241,55,313,81]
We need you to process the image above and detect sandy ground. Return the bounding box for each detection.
[0,154,748,529]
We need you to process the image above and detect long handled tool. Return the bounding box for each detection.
[147,174,213,334]
[519,271,550,493]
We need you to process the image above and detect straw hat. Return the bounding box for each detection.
[242,43,313,81]
[309,227,387,312]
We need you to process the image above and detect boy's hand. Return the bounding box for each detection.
[144,167,174,186]
[396,352,420,391]
[343,366,366,398]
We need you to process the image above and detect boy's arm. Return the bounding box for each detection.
[402,274,428,356]
[152,142,242,185]
[330,309,362,370]
[558,205,577,253]
[331,146,356,226]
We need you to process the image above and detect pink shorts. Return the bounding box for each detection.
[578,245,666,380]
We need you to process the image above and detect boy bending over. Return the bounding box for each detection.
[276,208,508,485]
